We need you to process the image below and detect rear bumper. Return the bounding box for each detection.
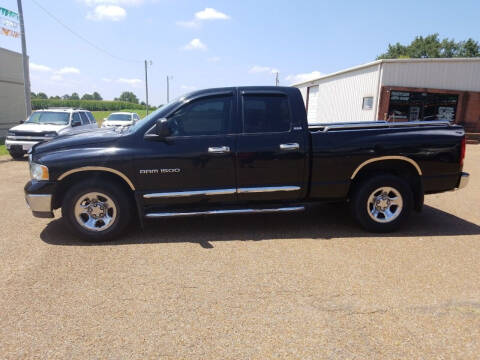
[456,172,469,190]
[24,180,55,218]
[5,139,38,151]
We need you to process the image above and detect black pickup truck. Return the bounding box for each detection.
[25,86,469,240]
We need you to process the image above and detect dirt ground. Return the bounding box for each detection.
[0,146,479,359]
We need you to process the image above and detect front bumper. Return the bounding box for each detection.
[5,139,38,151]
[24,180,55,218]
[25,194,54,218]
[456,172,469,190]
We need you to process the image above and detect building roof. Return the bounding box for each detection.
[293,57,480,87]
[0,46,22,57]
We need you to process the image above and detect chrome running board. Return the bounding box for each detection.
[144,206,305,218]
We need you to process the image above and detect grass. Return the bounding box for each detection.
[92,109,151,126]
[0,138,7,155]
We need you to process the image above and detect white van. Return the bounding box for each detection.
[5,108,98,159]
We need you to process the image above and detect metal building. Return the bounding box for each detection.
[0,47,26,139]
[294,58,480,133]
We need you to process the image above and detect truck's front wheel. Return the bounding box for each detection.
[62,181,132,241]
[351,174,413,232]
[9,150,25,160]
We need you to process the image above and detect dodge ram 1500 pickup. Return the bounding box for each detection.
[25,86,469,240]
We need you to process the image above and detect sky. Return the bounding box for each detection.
[0,0,479,106]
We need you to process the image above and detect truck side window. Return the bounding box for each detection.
[79,112,89,125]
[168,96,232,136]
[72,113,82,125]
[243,95,291,133]
[87,112,96,124]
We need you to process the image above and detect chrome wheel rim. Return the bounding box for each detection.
[74,192,117,232]
[367,187,403,223]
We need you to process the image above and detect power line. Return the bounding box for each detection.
[29,0,142,63]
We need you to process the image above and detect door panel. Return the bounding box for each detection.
[136,94,237,206]
[136,136,237,206]
[236,92,307,202]
[236,132,306,201]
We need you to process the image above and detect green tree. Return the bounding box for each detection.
[37,92,48,99]
[50,95,61,100]
[62,94,70,100]
[459,38,480,57]
[92,91,103,101]
[70,92,80,100]
[377,34,480,59]
[81,93,95,100]
[31,92,37,99]
[115,91,139,104]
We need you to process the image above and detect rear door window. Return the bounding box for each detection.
[243,94,291,133]
[86,112,96,124]
[79,112,90,125]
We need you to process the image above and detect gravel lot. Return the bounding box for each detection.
[1,146,479,359]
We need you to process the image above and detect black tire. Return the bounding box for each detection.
[9,150,25,160]
[61,180,133,241]
[350,174,413,233]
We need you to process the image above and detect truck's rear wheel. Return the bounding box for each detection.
[351,174,413,232]
[62,180,132,241]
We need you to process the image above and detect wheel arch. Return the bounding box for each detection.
[348,157,424,212]
[351,156,422,180]
[53,168,135,209]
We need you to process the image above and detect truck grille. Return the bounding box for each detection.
[13,131,48,137]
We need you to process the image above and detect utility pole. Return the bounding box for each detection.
[166,76,173,103]
[275,72,279,86]
[166,76,170,103]
[144,60,149,116]
[17,0,31,117]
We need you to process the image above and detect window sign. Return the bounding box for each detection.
[438,107,455,121]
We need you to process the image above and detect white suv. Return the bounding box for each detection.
[101,112,140,129]
[5,108,98,159]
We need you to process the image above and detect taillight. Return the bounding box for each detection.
[460,137,466,167]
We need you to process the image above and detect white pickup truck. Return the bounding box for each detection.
[5,108,98,159]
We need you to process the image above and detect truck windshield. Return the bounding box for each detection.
[108,114,132,121]
[26,112,70,125]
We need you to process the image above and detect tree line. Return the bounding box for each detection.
[31,91,150,107]
[377,34,480,59]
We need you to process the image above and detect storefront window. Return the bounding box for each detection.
[388,91,458,122]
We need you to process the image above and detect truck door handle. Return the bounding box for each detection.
[208,146,231,154]
[279,143,300,151]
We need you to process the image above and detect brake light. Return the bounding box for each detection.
[460,137,466,167]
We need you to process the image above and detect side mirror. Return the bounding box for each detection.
[71,119,81,127]
[19,120,24,124]
[155,118,171,138]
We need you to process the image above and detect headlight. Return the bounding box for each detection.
[30,162,49,181]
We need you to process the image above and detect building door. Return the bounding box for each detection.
[306,85,319,123]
